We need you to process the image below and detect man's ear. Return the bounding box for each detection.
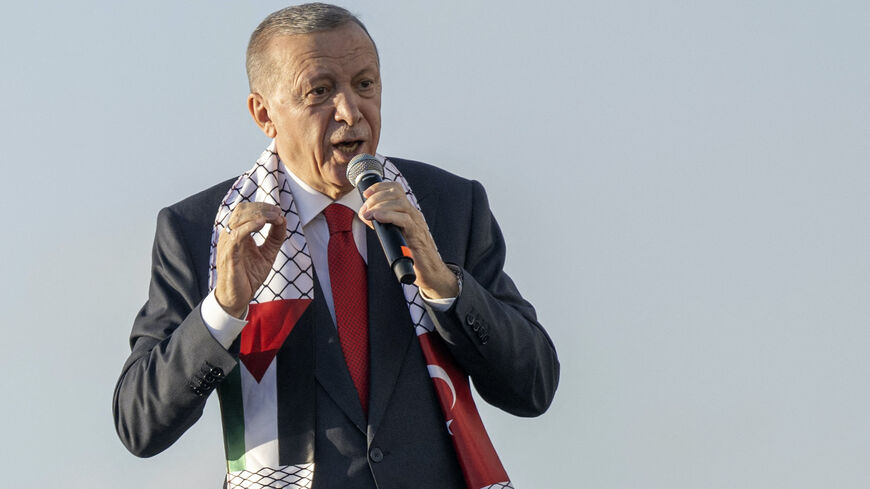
[248,93,277,138]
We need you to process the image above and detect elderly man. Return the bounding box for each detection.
[113,3,559,488]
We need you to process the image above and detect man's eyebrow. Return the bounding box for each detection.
[293,69,334,87]
[353,69,379,79]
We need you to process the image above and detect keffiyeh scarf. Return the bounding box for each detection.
[208,142,513,489]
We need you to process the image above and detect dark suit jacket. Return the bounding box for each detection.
[113,158,560,489]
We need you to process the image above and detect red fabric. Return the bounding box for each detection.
[323,203,369,415]
[418,332,510,489]
[239,299,312,382]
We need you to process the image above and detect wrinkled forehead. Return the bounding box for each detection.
[264,24,379,80]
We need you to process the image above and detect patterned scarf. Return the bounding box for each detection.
[208,142,513,489]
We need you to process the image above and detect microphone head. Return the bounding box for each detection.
[346,154,383,187]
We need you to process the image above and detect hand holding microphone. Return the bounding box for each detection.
[346,154,416,284]
[346,154,459,298]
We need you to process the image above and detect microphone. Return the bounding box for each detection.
[346,154,416,284]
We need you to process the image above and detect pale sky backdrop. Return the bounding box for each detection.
[1,1,868,488]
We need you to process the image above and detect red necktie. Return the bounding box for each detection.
[323,203,369,414]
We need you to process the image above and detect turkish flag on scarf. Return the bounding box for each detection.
[417,331,512,489]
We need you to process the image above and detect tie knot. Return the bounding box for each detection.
[323,203,356,234]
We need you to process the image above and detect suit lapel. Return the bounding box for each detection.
[366,226,415,438]
[312,272,367,433]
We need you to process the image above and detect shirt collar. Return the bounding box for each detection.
[282,160,365,226]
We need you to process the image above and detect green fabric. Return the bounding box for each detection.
[219,364,246,472]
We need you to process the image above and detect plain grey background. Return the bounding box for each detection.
[1,1,868,488]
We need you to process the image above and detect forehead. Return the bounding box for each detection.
[266,23,379,83]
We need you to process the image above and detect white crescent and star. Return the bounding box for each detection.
[427,364,457,409]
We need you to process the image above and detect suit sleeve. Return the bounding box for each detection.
[429,180,560,417]
[113,206,238,457]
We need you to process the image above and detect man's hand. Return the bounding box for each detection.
[215,202,287,318]
[359,182,459,299]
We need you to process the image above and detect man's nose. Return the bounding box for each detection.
[333,89,362,125]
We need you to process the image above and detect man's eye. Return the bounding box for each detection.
[359,80,374,90]
[306,86,331,101]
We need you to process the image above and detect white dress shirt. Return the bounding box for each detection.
[202,161,455,349]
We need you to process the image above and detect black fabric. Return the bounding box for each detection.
[275,300,316,466]
[113,158,560,488]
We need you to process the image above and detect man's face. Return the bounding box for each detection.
[252,23,381,199]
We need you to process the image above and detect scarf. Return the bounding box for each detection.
[209,142,513,489]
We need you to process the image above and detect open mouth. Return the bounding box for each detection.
[333,140,363,154]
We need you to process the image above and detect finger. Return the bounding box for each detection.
[357,203,375,229]
[362,190,413,220]
[361,182,406,204]
[364,207,418,232]
[226,216,270,241]
[361,181,386,199]
[229,202,284,228]
[224,203,285,241]
[264,215,287,242]
[362,197,415,224]
[259,215,287,257]
[236,201,284,215]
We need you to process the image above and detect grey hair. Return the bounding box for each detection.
[246,3,377,94]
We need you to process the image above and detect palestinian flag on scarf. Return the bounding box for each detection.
[208,143,514,489]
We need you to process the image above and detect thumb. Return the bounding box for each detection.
[259,217,287,258]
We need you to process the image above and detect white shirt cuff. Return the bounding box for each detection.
[419,263,463,311]
[421,294,456,311]
[419,272,462,311]
[201,290,248,349]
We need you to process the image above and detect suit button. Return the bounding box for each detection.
[480,334,490,344]
[465,313,475,326]
[370,447,384,463]
[211,367,224,378]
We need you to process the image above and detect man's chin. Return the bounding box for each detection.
[316,165,354,199]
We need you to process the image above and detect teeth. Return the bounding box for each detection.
[335,141,360,152]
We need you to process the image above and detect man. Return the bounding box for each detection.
[113,4,559,488]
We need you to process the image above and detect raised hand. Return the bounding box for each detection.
[214,202,287,318]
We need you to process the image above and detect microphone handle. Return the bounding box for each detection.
[372,220,416,284]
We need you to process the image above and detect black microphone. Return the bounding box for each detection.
[346,154,416,284]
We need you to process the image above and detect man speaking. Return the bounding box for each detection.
[113,4,559,488]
